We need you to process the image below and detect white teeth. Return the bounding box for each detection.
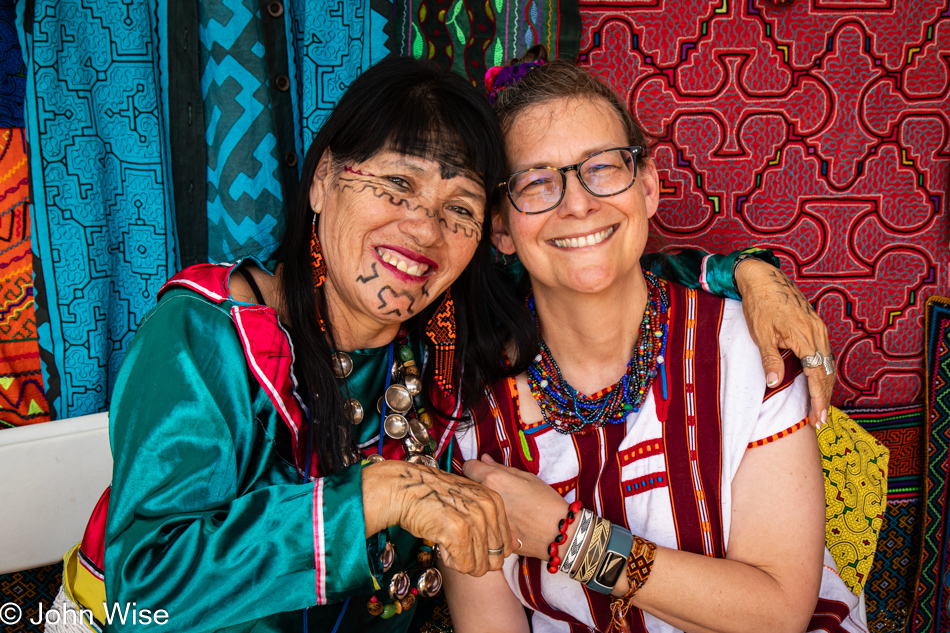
[375,248,429,277]
[553,226,615,249]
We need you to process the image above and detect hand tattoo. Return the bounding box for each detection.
[769,269,817,315]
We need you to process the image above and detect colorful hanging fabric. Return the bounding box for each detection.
[16,0,179,419]
[577,0,950,408]
[0,128,49,427]
[818,406,888,595]
[199,0,289,263]
[0,0,24,127]
[913,296,950,632]
[394,0,581,89]
[289,0,393,150]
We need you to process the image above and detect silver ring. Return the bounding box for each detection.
[488,547,505,556]
[801,349,836,376]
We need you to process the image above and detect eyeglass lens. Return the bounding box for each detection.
[508,148,638,214]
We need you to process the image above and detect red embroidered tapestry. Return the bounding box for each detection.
[578,0,950,408]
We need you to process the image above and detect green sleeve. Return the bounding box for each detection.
[104,291,374,632]
[640,247,781,300]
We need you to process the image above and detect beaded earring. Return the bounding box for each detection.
[425,289,456,394]
[310,214,326,288]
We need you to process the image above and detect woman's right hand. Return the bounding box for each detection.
[361,461,513,576]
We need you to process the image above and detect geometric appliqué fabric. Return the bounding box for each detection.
[17,0,178,419]
[913,296,950,632]
[578,0,950,409]
[200,0,284,263]
[0,129,48,427]
[820,406,889,595]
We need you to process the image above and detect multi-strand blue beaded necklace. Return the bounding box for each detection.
[527,271,670,435]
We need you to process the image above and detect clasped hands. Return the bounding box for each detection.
[363,457,564,578]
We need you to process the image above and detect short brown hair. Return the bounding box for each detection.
[491,47,651,166]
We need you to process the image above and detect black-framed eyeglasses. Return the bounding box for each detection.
[499,146,643,215]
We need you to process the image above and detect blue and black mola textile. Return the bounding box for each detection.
[15,0,398,418]
[16,0,580,419]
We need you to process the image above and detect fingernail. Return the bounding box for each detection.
[482,453,496,463]
[821,409,828,426]
[766,373,779,387]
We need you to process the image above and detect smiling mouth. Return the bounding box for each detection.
[551,225,617,249]
[375,247,432,278]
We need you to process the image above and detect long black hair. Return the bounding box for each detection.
[275,57,536,474]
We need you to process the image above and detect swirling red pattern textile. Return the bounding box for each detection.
[577,0,950,408]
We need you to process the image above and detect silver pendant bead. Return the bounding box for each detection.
[408,418,430,446]
[385,384,413,414]
[404,373,423,397]
[344,398,364,425]
[384,414,409,440]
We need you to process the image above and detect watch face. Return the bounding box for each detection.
[595,551,627,588]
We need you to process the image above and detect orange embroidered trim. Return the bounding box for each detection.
[747,418,808,449]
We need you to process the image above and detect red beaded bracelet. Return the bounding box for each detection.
[547,500,583,573]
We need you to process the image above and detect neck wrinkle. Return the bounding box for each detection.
[532,271,650,395]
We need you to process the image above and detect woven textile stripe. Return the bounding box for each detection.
[578,0,950,408]
[0,563,62,633]
[17,0,178,419]
[199,0,285,262]
[0,0,24,127]
[912,297,950,632]
[747,418,807,449]
[0,129,48,427]
[864,501,920,633]
[848,404,925,502]
[842,404,923,632]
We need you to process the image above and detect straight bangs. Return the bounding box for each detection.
[324,62,505,199]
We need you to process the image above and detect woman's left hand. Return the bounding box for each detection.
[735,259,835,427]
[462,454,566,560]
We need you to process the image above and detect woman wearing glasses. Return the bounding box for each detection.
[443,57,862,633]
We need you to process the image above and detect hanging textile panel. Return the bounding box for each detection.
[0,128,48,427]
[200,0,289,263]
[913,297,950,632]
[578,0,950,408]
[850,403,925,632]
[394,0,580,88]
[1,0,25,128]
[17,0,179,420]
[289,0,393,151]
[290,0,581,151]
